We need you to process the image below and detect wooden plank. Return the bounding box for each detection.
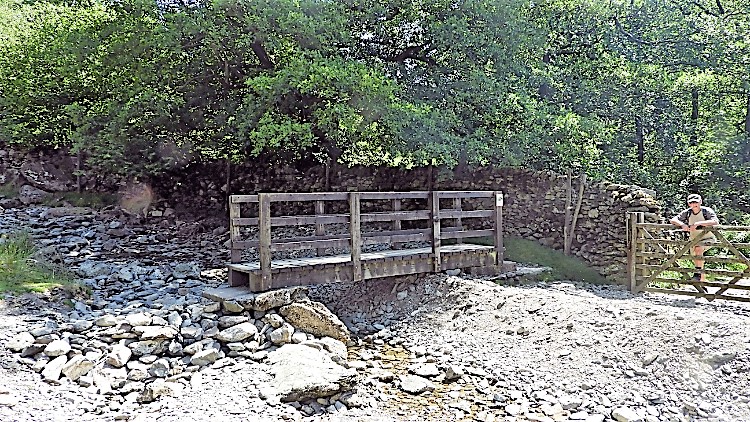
[229,202,242,263]
[232,240,259,249]
[435,191,495,199]
[231,194,259,203]
[350,192,362,281]
[495,191,504,266]
[265,192,349,202]
[635,264,746,278]
[360,210,430,222]
[363,231,430,245]
[439,210,494,219]
[315,200,326,256]
[271,238,350,252]
[440,229,495,240]
[431,191,441,272]
[232,214,349,227]
[643,287,750,303]
[636,223,750,231]
[636,238,750,249]
[638,252,750,265]
[643,277,750,291]
[359,192,430,200]
[259,193,272,291]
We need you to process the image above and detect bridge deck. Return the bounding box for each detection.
[229,244,497,291]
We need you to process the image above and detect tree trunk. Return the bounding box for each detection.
[744,93,750,135]
[635,116,644,164]
[690,87,699,146]
[225,158,231,216]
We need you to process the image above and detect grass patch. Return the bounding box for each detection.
[467,236,609,284]
[0,231,87,298]
[45,191,118,209]
[0,182,18,198]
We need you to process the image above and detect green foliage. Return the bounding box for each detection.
[0,183,19,198]
[44,191,119,208]
[0,231,83,296]
[1,0,750,219]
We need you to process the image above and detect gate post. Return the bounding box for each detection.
[627,212,644,292]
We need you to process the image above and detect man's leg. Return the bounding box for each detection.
[693,245,705,281]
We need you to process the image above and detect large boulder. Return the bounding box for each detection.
[267,344,356,402]
[279,301,350,343]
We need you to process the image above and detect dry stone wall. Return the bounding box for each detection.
[0,149,661,283]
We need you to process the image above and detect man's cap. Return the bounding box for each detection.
[687,194,702,203]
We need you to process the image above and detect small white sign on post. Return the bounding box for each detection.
[495,192,504,207]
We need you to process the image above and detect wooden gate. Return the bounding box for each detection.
[627,212,750,302]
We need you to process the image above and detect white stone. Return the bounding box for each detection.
[5,332,35,352]
[215,322,258,343]
[61,355,94,381]
[43,339,71,357]
[107,344,133,368]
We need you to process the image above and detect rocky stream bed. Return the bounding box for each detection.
[0,204,749,422]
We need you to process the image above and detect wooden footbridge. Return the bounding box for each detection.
[227,191,504,291]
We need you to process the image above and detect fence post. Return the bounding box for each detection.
[349,192,362,281]
[430,191,442,272]
[495,191,504,266]
[259,193,272,291]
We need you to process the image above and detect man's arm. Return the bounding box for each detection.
[670,210,689,231]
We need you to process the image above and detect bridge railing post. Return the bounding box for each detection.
[494,191,504,266]
[229,197,241,264]
[315,200,326,256]
[392,198,402,250]
[349,192,362,281]
[259,193,272,291]
[430,191,442,272]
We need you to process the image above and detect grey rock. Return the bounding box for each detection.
[41,355,68,382]
[43,339,71,357]
[270,324,295,345]
[612,407,644,422]
[399,374,435,394]
[279,301,350,343]
[191,349,219,367]
[137,381,176,403]
[215,322,259,343]
[6,332,35,352]
[253,288,306,312]
[267,343,356,402]
[61,355,94,381]
[107,343,132,368]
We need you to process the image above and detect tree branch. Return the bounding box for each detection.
[385,45,437,66]
[251,39,274,70]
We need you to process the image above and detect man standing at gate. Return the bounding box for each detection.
[669,194,720,282]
